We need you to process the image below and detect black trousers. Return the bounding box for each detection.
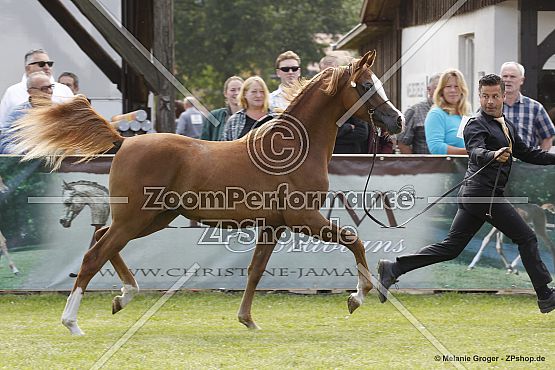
[396,184,552,289]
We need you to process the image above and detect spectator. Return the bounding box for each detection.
[425,69,469,155]
[222,76,274,141]
[318,55,369,154]
[0,71,53,153]
[269,50,301,112]
[397,73,441,154]
[500,61,555,151]
[318,55,340,71]
[201,76,244,141]
[58,72,79,94]
[175,100,185,120]
[176,97,204,139]
[0,49,73,126]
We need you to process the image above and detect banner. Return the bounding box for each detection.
[1,155,554,291]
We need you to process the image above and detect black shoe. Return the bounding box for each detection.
[538,289,555,313]
[377,259,399,303]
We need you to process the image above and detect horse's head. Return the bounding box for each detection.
[60,181,85,228]
[345,50,405,135]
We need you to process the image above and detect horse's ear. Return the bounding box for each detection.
[355,50,377,71]
[62,180,71,190]
[363,50,377,68]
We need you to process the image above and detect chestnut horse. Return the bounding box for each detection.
[12,50,404,335]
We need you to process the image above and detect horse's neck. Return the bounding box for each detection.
[286,83,344,162]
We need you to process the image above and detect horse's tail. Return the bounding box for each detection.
[11,95,124,170]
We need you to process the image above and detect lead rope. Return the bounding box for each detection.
[362,144,509,229]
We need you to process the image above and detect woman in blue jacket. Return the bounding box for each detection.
[425,69,470,155]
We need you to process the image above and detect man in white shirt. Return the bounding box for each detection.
[0,48,73,126]
[269,50,301,112]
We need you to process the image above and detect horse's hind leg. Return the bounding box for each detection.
[61,225,132,336]
[102,211,178,314]
[495,233,515,273]
[468,226,497,270]
[110,253,139,314]
[0,230,18,274]
[237,227,283,330]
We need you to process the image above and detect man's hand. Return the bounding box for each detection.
[494,147,511,163]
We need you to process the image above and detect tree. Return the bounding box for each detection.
[174,0,362,108]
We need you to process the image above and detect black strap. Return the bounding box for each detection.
[363,148,509,229]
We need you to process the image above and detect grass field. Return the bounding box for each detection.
[1,291,554,369]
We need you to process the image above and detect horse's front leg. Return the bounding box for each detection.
[291,213,372,314]
[237,227,283,330]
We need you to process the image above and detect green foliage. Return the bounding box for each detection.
[0,292,553,368]
[174,0,362,108]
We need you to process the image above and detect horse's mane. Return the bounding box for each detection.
[280,65,350,113]
[66,180,108,194]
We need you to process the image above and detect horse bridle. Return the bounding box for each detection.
[346,63,390,135]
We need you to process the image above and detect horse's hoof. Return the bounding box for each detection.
[112,297,123,314]
[238,316,261,330]
[347,293,361,314]
[62,319,85,336]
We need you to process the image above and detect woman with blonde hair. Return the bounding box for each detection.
[425,69,470,154]
[222,76,275,141]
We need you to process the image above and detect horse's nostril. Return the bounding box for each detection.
[396,116,404,128]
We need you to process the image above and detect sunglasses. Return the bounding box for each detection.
[278,66,300,72]
[28,61,54,68]
[29,84,55,93]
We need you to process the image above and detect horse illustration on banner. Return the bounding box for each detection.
[60,180,110,277]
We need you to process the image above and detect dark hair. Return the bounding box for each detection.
[479,74,505,93]
[58,72,79,88]
[175,100,185,119]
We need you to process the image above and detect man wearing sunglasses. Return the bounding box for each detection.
[269,50,301,112]
[0,72,54,153]
[0,48,73,126]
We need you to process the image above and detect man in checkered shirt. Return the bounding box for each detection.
[500,62,555,151]
[396,73,440,154]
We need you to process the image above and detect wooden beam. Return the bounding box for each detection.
[537,0,555,11]
[37,0,121,87]
[70,0,164,94]
[121,0,152,116]
[538,29,555,68]
[519,0,539,99]
[152,0,175,133]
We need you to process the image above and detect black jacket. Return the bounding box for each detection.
[333,117,369,154]
[463,109,555,191]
